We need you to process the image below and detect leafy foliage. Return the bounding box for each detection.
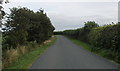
[63,21,99,42]
[2,7,55,50]
[59,21,120,63]
[88,23,120,62]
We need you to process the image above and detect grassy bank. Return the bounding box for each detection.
[3,36,56,70]
[68,37,120,65]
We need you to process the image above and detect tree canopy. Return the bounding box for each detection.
[2,7,55,50]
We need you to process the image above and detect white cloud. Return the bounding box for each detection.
[3,2,118,31]
[49,13,117,31]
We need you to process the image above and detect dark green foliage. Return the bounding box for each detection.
[63,21,99,42]
[27,10,55,43]
[89,23,120,62]
[2,7,55,50]
[62,21,120,63]
[54,31,63,35]
[63,29,79,39]
[80,21,99,42]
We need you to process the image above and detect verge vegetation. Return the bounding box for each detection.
[3,36,56,70]
[2,7,55,69]
[55,21,120,64]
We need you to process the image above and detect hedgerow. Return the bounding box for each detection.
[60,21,120,63]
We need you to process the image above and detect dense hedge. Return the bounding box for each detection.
[88,24,120,62]
[89,24,120,51]
[63,21,99,42]
[2,7,55,50]
[60,21,120,63]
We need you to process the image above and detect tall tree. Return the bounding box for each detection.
[3,7,55,50]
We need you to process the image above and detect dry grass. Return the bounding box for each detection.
[2,36,57,69]
[2,46,29,69]
[43,36,55,44]
[43,40,51,44]
[2,35,56,69]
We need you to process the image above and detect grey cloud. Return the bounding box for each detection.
[4,2,118,31]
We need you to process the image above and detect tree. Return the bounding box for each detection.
[3,7,55,50]
[78,21,99,42]
[0,0,9,24]
[84,21,99,31]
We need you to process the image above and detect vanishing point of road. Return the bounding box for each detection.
[30,35,119,71]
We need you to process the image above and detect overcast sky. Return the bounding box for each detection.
[4,0,119,2]
[3,0,119,31]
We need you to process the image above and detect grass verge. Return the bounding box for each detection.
[3,36,57,70]
[67,36,120,65]
[70,38,92,51]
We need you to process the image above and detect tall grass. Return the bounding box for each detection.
[2,36,56,69]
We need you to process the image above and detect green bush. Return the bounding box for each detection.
[2,7,55,50]
[62,22,120,63]
[88,24,120,63]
